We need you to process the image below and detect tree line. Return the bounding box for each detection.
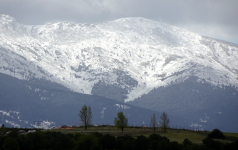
[1,129,237,150]
[78,105,170,132]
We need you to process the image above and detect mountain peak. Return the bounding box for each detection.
[114,17,154,22]
[0,14,17,23]
[102,17,166,29]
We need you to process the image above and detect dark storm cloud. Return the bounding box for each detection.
[0,0,237,44]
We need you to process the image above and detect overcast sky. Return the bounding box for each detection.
[0,0,237,44]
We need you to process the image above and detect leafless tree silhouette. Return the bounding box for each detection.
[150,113,157,134]
[159,111,169,132]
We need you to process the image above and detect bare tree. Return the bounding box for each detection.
[159,111,170,132]
[78,105,92,130]
[150,113,157,134]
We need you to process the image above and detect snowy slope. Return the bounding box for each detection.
[1,14,238,103]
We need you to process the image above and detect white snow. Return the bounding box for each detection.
[114,104,131,109]
[100,107,107,118]
[0,14,238,102]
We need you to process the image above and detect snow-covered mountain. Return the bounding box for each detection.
[1,14,238,131]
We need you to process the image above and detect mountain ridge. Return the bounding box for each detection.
[1,14,237,102]
[1,14,238,131]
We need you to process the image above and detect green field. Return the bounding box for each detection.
[1,126,238,150]
[224,132,238,138]
[41,126,238,144]
[2,126,237,144]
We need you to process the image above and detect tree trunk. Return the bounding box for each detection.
[85,121,87,130]
[122,127,123,133]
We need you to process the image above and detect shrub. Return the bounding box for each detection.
[115,138,124,150]
[117,135,134,141]
[75,134,98,150]
[148,134,162,142]
[170,141,181,150]
[160,136,170,143]
[182,138,193,147]
[3,138,19,150]
[233,139,238,149]
[17,136,34,150]
[90,145,102,150]
[92,132,103,138]
[150,140,159,150]
[135,135,149,150]
[184,144,205,150]
[123,140,135,150]
[203,137,222,150]
[73,133,82,141]
[100,134,116,150]
[0,136,7,149]
[158,140,170,150]
[7,129,18,139]
[208,129,225,139]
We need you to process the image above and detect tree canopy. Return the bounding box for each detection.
[114,111,128,133]
[78,105,92,130]
[208,129,225,139]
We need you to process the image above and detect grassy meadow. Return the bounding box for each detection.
[41,126,238,144]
